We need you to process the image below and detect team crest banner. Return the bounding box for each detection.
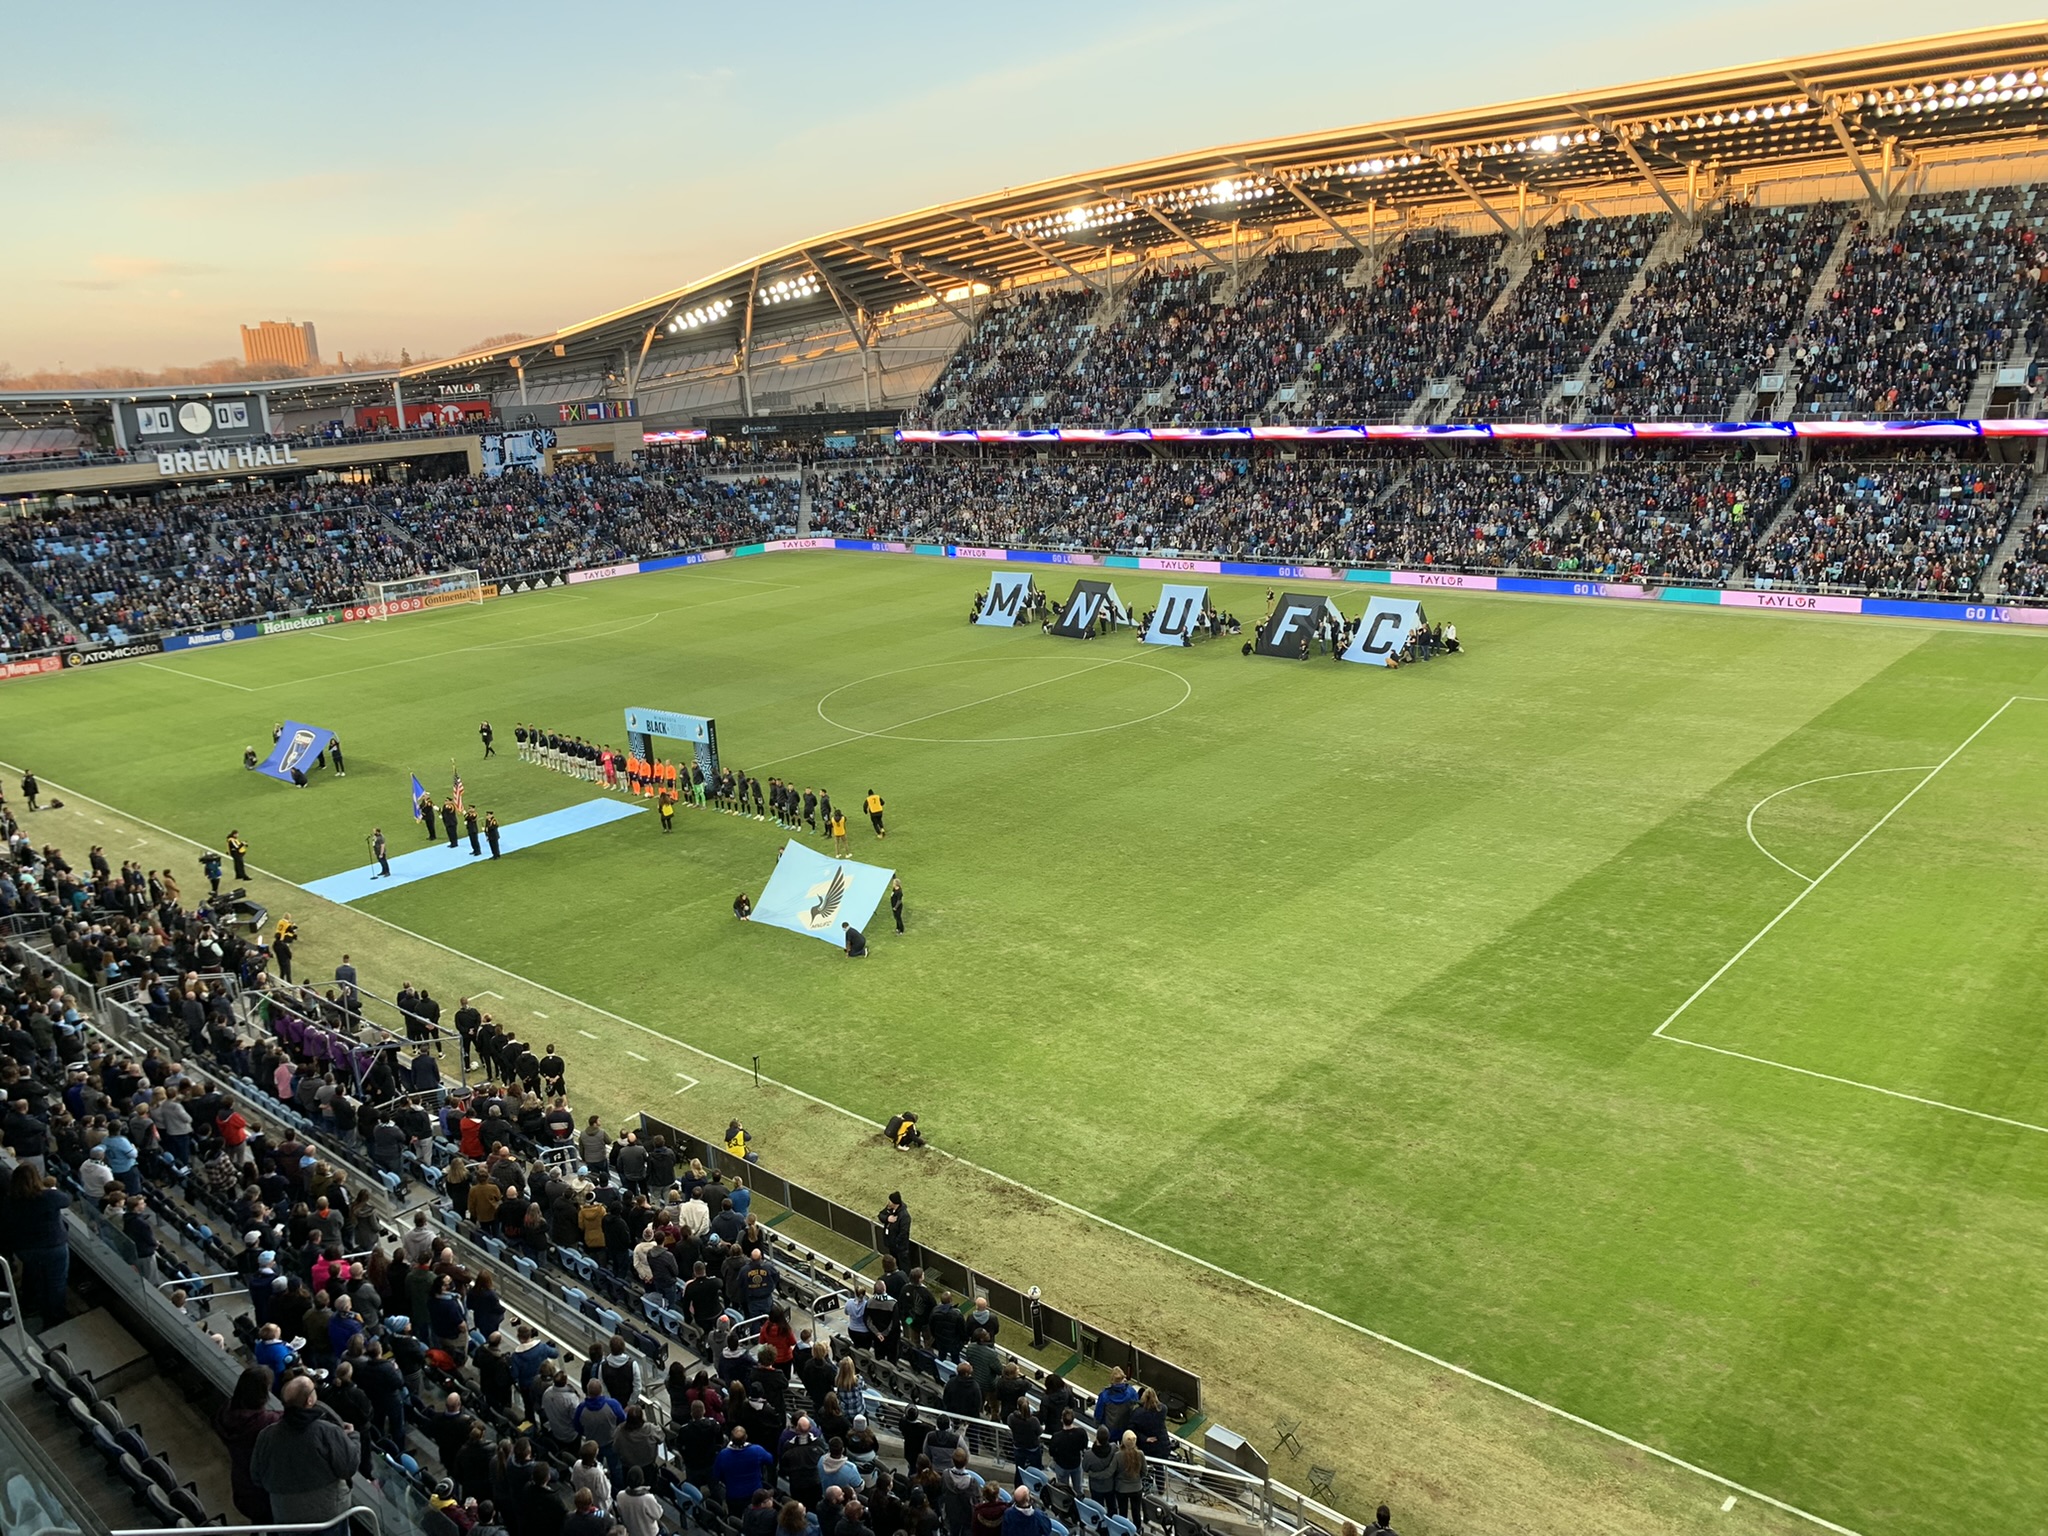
[975,571,1035,627]
[1254,592,1341,657]
[1342,597,1429,665]
[1143,584,1209,645]
[258,721,337,783]
[750,842,896,947]
[1050,580,1131,638]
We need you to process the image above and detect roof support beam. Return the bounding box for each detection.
[1391,135,1514,238]
[838,240,975,326]
[1594,118,1690,225]
[1789,72,1881,205]
[967,216,1106,296]
[738,265,758,415]
[1095,185,1230,273]
[801,250,870,353]
[1244,162,1371,259]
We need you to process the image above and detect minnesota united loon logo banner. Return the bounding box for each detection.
[750,842,896,947]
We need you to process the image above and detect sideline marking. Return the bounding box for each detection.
[625,1050,649,1062]
[138,660,256,692]
[0,763,1868,1536]
[576,1029,599,1040]
[1655,698,2016,1041]
[1743,766,1935,883]
[474,990,503,1000]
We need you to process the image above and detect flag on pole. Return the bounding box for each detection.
[410,773,428,820]
[452,764,466,815]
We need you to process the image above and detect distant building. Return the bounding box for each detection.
[240,320,319,369]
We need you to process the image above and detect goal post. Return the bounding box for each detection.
[361,568,484,618]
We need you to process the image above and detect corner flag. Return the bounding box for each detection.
[410,773,428,819]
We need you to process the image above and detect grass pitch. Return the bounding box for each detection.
[8,551,2048,1536]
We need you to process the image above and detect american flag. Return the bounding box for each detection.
[452,767,466,815]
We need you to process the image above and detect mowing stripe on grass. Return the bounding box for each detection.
[2,762,1871,1536]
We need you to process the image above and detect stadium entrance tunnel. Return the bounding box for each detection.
[816,655,1192,743]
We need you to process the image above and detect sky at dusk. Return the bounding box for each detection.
[4,2,2036,372]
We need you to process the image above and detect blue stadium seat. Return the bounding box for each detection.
[1075,1499,1110,1533]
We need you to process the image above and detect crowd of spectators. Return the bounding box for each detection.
[1299,229,1508,423]
[0,503,238,643]
[0,785,1308,1536]
[1791,187,2048,418]
[1452,214,1669,419]
[1994,502,2048,597]
[1147,252,1361,425]
[1545,456,1794,582]
[1055,267,1219,425]
[917,290,1096,428]
[1584,202,1846,420]
[1748,454,2030,594]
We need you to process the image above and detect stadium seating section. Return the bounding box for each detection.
[9,187,2048,656]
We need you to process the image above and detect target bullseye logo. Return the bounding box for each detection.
[178,401,213,434]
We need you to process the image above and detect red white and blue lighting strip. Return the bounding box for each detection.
[893,419,2048,443]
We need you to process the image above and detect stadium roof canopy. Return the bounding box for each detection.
[9,22,2048,427]
[388,23,2048,389]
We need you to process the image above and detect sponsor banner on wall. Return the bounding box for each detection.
[1391,570,1499,591]
[0,656,62,683]
[953,546,1008,561]
[567,563,639,585]
[1137,556,1225,574]
[163,623,261,651]
[1718,590,1862,614]
[260,612,340,635]
[763,538,836,552]
[64,638,164,667]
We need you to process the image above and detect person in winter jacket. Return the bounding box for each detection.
[213,1366,282,1522]
[1093,1369,1140,1436]
[249,1375,360,1525]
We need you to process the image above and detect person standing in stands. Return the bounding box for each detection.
[201,849,224,897]
[480,721,496,758]
[485,811,502,859]
[272,915,298,982]
[250,1375,360,1530]
[863,790,886,838]
[227,830,250,882]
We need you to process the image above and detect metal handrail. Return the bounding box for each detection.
[111,1504,384,1536]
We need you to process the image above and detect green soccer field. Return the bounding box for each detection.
[9,551,2048,1536]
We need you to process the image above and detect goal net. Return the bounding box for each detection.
[360,568,484,619]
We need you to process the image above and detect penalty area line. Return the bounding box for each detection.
[0,762,1866,1536]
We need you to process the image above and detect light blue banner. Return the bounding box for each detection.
[976,571,1034,627]
[1143,583,1209,645]
[1342,597,1427,665]
[750,842,895,947]
[305,798,647,904]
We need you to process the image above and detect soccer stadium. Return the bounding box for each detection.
[7,21,2048,1536]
